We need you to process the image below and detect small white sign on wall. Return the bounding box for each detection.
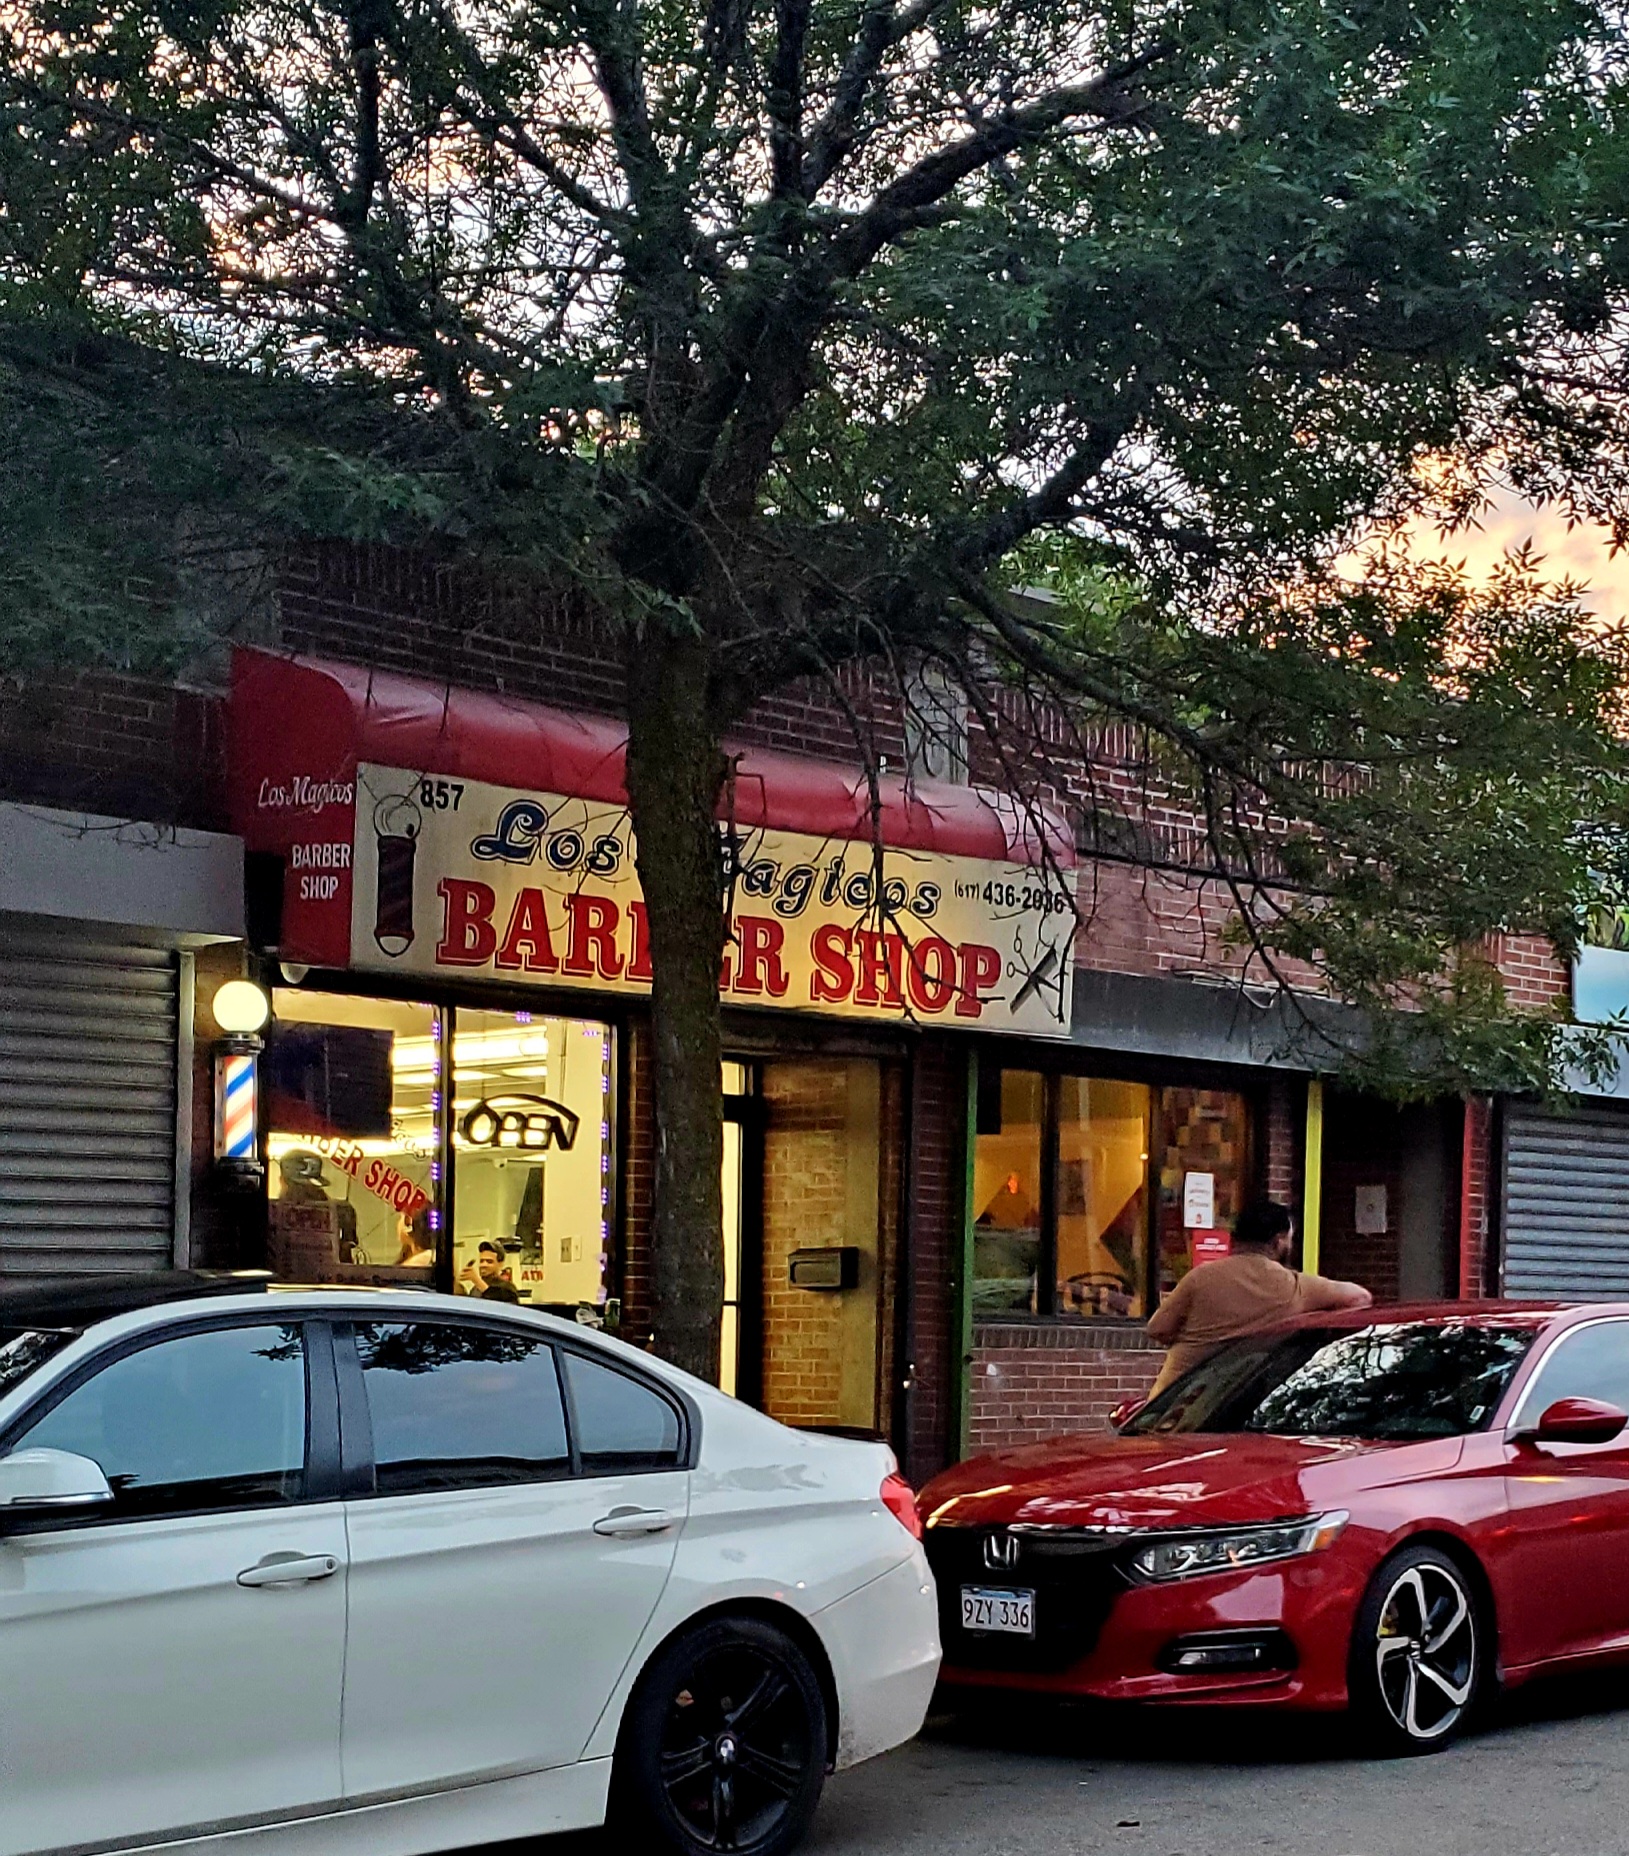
[1183,1171,1216,1229]
[1355,1184,1388,1235]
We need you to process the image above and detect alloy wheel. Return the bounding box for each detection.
[1372,1558,1477,1744]
[655,1639,819,1852]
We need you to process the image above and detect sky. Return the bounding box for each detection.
[1401,488,1629,624]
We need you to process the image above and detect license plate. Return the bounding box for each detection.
[960,1585,1035,1636]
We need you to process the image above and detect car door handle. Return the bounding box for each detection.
[593,1507,675,1538]
[237,1553,341,1589]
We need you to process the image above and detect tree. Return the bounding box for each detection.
[4,0,1629,1377]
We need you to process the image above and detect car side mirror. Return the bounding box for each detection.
[0,1449,114,1522]
[1109,1397,1147,1431]
[1523,1397,1629,1448]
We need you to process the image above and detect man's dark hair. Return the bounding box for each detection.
[478,1239,505,1260]
[1233,1200,1294,1249]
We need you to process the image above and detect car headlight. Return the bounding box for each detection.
[1127,1511,1349,1583]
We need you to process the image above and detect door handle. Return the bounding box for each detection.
[237,1552,340,1589]
[593,1508,675,1538]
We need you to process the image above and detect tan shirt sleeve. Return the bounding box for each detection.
[1144,1270,1192,1343]
[1295,1270,1373,1313]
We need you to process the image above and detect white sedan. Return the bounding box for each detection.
[0,1277,939,1856]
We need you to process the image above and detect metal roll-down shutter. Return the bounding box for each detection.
[0,929,181,1278]
[1503,1101,1629,1298]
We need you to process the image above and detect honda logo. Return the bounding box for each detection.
[982,1532,1020,1572]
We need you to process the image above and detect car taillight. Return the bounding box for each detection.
[880,1470,922,1540]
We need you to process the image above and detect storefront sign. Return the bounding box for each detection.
[1182,1171,1216,1229]
[331,765,1075,1037]
[459,1095,581,1150]
[1189,1228,1231,1268]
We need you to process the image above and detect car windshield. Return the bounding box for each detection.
[0,1328,75,1402]
[1123,1320,1538,1441]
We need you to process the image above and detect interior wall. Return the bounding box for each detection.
[759,1058,898,1433]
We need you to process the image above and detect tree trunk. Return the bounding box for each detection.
[623,627,729,1381]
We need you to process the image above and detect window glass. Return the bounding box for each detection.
[451,1011,615,1315]
[561,1350,682,1473]
[355,1321,569,1493]
[1124,1321,1537,1440]
[1153,1087,1251,1300]
[1055,1078,1151,1319]
[971,1069,1044,1315]
[0,1330,74,1401]
[266,992,442,1284]
[18,1325,306,1516]
[1520,1322,1629,1420]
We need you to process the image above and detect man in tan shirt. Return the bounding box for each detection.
[1144,1200,1373,1398]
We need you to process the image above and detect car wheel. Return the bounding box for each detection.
[1350,1544,1485,1755]
[612,1615,828,1856]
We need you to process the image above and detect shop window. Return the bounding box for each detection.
[972,1069,1045,1314]
[266,994,441,1283]
[451,1010,615,1316]
[972,1066,1254,1321]
[1055,1077,1152,1319]
[1154,1087,1252,1300]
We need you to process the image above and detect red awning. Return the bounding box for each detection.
[228,646,1072,973]
[230,646,1071,865]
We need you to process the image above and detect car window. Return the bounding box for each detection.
[0,1329,75,1401]
[15,1324,307,1518]
[354,1321,570,1494]
[1518,1321,1629,1422]
[1124,1320,1537,1440]
[561,1349,682,1473]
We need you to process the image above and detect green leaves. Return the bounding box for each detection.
[4,0,1629,1093]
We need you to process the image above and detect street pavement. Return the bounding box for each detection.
[525,1674,1629,1855]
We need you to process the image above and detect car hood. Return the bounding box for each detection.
[920,1430,1464,1532]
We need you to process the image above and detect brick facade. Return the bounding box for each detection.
[904,1039,966,1484]
[1461,1096,1495,1297]
[0,541,1568,1478]
[968,1323,1164,1454]
[0,669,227,830]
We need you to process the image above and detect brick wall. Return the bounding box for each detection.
[278,541,907,771]
[968,1323,1163,1455]
[1317,1091,1404,1301]
[1461,1096,1494,1297]
[760,1063,854,1428]
[1265,1076,1300,1207]
[0,670,227,830]
[904,1038,965,1484]
[1492,934,1570,1012]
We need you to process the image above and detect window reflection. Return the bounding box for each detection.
[972,1070,1043,1314]
[266,992,441,1284]
[1125,1322,1535,1439]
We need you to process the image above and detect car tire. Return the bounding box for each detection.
[1349,1544,1486,1755]
[611,1615,829,1856]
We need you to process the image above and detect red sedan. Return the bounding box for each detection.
[919,1302,1629,1752]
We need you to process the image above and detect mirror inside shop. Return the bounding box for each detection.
[265,992,614,1316]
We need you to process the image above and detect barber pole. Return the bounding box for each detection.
[213,1044,264,1186]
